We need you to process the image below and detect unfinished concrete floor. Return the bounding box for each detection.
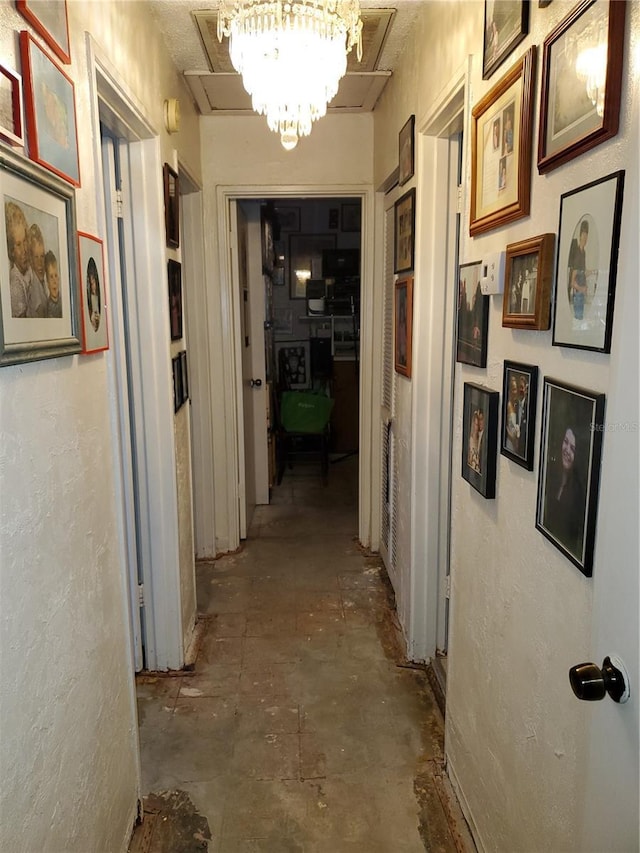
[135,456,471,852]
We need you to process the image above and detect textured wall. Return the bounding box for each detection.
[0,1,201,850]
[373,1,639,850]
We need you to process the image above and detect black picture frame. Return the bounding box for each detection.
[180,349,189,404]
[462,382,499,499]
[552,170,624,353]
[168,259,182,341]
[456,260,489,368]
[398,114,415,186]
[163,163,179,249]
[394,188,415,274]
[483,1,530,80]
[501,361,538,470]
[172,354,183,413]
[536,377,605,577]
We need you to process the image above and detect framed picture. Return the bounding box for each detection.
[276,340,310,390]
[456,260,489,368]
[398,114,415,186]
[180,350,189,404]
[163,163,179,249]
[341,202,361,233]
[0,65,23,146]
[483,1,530,80]
[552,170,624,353]
[288,233,336,299]
[394,276,413,378]
[536,377,605,576]
[0,146,80,366]
[78,231,109,354]
[275,205,300,232]
[501,361,538,470]
[261,207,275,274]
[537,0,626,174]
[273,308,293,335]
[462,382,499,499]
[168,259,183,341]
[394,187,415,274]
[470,46,536,237]
[502,233,555,329]
[16,0,71,65]
[172,354,183,413]
[19,31,80,187]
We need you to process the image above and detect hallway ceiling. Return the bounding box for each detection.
[148,1,424,116]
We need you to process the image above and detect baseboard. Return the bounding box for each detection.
[446,756,485,853]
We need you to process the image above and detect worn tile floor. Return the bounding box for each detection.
[136,457,469,852]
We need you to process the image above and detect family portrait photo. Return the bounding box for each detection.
[462,382,498,499]
[536,378,605,576]
[503,233,554,330]
[501,361,537,470]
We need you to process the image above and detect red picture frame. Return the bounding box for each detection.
[16,0,71,65]
[78,232,109,355]
[0,65,23,146]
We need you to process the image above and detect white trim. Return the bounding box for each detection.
[212,184,375,552]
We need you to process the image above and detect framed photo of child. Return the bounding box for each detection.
[462,382,499,499]
[78,231,109,354]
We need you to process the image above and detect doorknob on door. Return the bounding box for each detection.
[250,378,262,388]
[569,655,630,703]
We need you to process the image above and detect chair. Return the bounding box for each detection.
[275,390,334,485]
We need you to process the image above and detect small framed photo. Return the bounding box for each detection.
[17,0,71,65]
[78,231,109,354]
[398,114,415,186]
[501,361,538,470]
[456,260,489,368]
[537,0,626,174]
[462,382,499,499]
[553,170,624,353]
[0,65,23,146]
[394,187,415,274]
[0,147,80,366]
[180,350,189,404]
[168,259,183,341]
[341,202,361,233]
[19,31,80,187]
[502,233,555,329]
[275,205,300,232]
[276,340,310,390]
[163,163,179,249]
[470,46,536,236]
[483,0,530,80]
[394,276,413,378]
[172,354,183,413]
[536,377,605,576]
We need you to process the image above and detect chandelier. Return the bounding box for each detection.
[217,0,363,150]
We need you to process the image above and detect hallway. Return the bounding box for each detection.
[135,458,469,852]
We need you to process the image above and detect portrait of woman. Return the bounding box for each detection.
[86,256,101,332]
[504,376,520,454]
[542,425,586,560]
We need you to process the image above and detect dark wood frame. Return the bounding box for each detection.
[180,350,189,403]
[537,0,626,174]
[502,233,555,329]
[394,276,413,378]
[470,46,537,237]
[19,31,80,187]
[501,360,538,470]
[536,377,605,577]
[552,170,624,353]
[163,163,180,249]
[398,114,415,186]
[394,188,415,274]
[168,259,183,341]
[78,231,109,354]
[16,0,71,65]
[462,382,499,499]
[0,64,23,146]
[483,1,530,80]
[0,146,80,366]
[456,260,489,368]
[172,354,183,412]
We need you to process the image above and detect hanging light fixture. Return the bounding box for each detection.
[217,0,363,150]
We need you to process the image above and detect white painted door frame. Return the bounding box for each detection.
[214,184,376,552]
[86,36,184,672]
[408,62,469,662]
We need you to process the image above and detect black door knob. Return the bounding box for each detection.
[250,378,262,388]
[569,656,630,703]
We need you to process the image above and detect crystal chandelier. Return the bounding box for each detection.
[217,1,363,150]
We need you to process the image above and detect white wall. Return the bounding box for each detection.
[198,113,374,552]
[373,1,639,850]
[0,1,201,849]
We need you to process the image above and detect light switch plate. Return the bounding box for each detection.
[480,251,505,294]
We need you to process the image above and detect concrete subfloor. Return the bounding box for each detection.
[135,456,472,852]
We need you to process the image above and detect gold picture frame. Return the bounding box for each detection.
[470,46,537,237]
